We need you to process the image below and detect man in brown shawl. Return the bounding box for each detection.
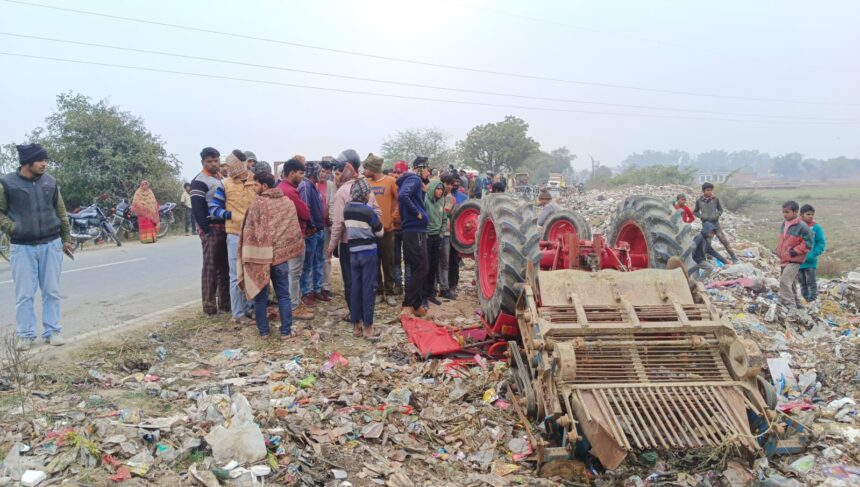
[238,171,304,339]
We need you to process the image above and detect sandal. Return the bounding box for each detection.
[280,330,300,341]
[363,326,381,340]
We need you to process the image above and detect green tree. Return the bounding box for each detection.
[523,147,577,184]
[0,143,18,175]
[19,92,181,209]
[771,152,803,178]
[380,128,456,169]
[456,116,540,173]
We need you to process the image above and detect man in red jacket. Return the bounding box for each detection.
[775,200,813,311]
[277,159,314,320]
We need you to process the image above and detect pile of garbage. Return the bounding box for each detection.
[0,287,565,486]
[0,185,857,486]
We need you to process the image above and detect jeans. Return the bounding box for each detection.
[349,250,379,326]
[226,234,252,319]
[339,242,352,311]
[377,231,395,294]
[798,268,817,301]
[288,254,305,309]
[393,230,410,288]
[184,207,196,233]
[402,232,428,309]
[11,238,63,339]
[437,236,450,292]
[779,263,801,309]
[301,232,325,295]
[253,261,292,336]
[322,228,331,292]
[425,234,443,298]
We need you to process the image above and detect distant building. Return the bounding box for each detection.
[696,172,730,185]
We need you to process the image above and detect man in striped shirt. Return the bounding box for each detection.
[191,147,230,315]
[344,178,384,339]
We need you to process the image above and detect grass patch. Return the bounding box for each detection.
[736,186,859,277]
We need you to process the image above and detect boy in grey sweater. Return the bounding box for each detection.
[693,182,738,263]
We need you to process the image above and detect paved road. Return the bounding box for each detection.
[0,235,202,339]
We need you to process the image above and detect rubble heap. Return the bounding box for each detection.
[0,185,857,486]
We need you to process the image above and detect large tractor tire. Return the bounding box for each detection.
[451,200,482,255]
[475,195,541,324]
[541,209,592,242]
[607,196,695,273]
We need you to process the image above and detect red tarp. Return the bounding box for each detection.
[401,316,488,357]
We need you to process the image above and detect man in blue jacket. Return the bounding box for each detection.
[397,156,430,316]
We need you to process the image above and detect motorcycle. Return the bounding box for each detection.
[113,200,176,240]
[68,203,121,250]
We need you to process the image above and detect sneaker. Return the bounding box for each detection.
[428,296,442,306]
[440,290,457,300]
[301,293,317,307]
[315,291,331,302]
[15,338,35,351]
[293,304,314,321]
[46,334,65,346]
[386,296,398,307]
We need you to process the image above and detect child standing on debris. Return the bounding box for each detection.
[692,222,730,280]
[673,194,695,224]
[693,183,738,263]
[344,179,384,339]
[776,201,813,311]
[798,204,826,302]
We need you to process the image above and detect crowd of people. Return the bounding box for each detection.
[1,140,831,350]
[677,182,827,314]
[187,148,503,342]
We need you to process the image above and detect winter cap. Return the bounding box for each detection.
[350,177,371,202]
[335,149,361,170]
[225,149,248,179]
[363,153,383,173]
[16,143,48,166]
[304,161,321,181]
[412,156,429,168]
[243,150,257,161]
[393,160,408,173]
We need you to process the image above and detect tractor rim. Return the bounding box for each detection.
[616,220,649,268]
[547,219,577,242]
[455,206,481,247]
[478,218,499,300]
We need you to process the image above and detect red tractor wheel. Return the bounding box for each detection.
[475,195,541,324]
[607,196,695,272]
[451,200,482,255]
[541,209,592,242]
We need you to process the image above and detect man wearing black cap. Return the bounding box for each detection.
[396,156,431,316]
[0,143,74,350]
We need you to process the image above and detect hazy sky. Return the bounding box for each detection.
[2,0,858,181]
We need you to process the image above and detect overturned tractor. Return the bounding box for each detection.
[449,194,776,471]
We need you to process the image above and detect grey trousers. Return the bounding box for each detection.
[779,263,801,309]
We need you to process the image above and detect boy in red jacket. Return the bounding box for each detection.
[776,200,813,311]
[673,194,695,224]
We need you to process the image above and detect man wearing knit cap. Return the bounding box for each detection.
[0,143,74,350]
[243,151,258,172]
[363,153,398,306]
[208,150,257,324]
[327,149,381,321]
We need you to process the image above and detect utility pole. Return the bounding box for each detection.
[589,154,600,179]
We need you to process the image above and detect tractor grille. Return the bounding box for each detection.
[563,333,732,384]
[569,384,760,452]
[540,304,711,324]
